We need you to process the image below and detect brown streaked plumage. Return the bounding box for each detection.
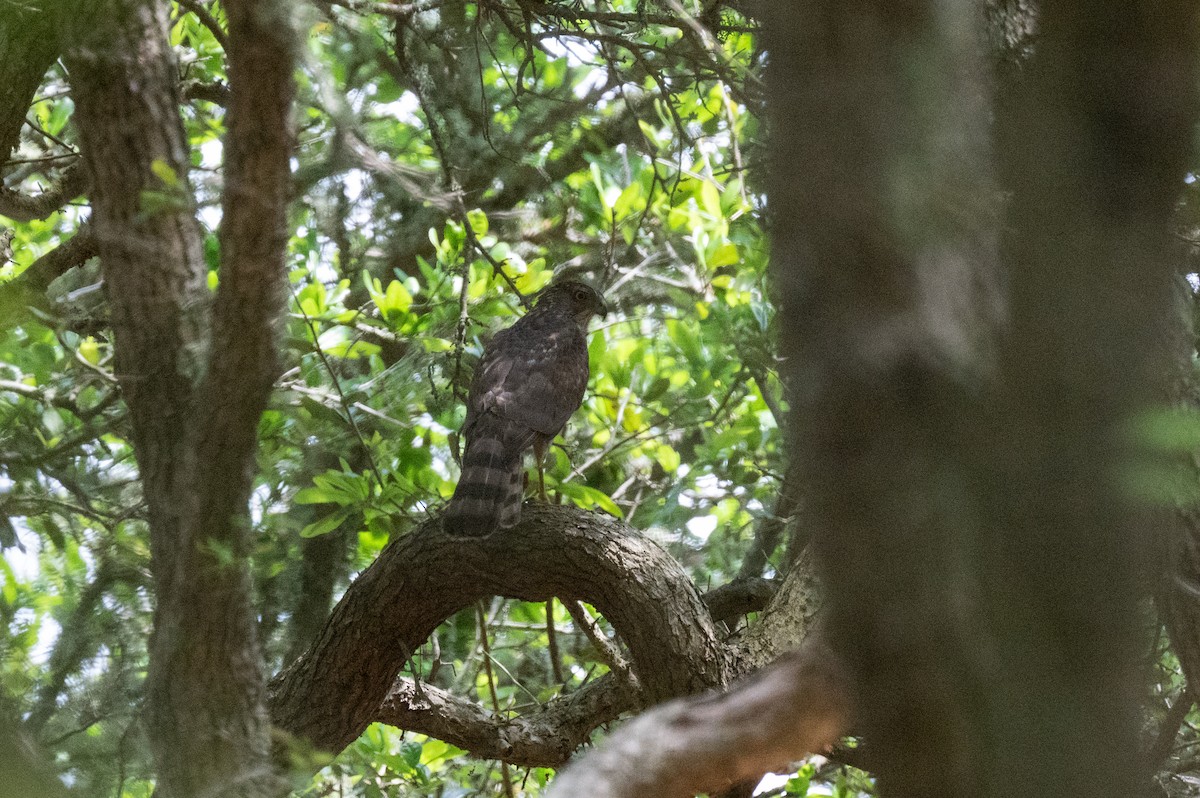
[443,279,608,536]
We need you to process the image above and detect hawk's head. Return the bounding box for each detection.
[538,280,608,328]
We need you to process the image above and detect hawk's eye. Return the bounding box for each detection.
[574,289,589,302]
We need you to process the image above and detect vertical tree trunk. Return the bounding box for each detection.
[765,3,1000,795]
[67,1,297,795]
[768,1,1200,797]
[984,2,1199,795]
[66,0,209,603]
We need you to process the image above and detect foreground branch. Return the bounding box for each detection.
[545,642,851,798]
[0,3,64,160]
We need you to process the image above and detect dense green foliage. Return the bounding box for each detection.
[0,2,800,795]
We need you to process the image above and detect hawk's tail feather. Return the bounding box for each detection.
[443,432,526,537]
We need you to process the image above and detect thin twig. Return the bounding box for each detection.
[546,598,564,684]
[565,600,634,685]
[456,195,529,308]
[23,117,76,152]
[476,602,516,798]
[1149,694,1194,772]
[177,0,229,48]
[287,284,394,505]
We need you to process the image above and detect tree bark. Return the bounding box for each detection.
[66,1,297,795]
[376,671,639,768]
[768,2,1200,798]
[544,643,850,798]
[766,3,1000,796]
[269,504,730,755]
[0,0,64,161]
[984,2,1200,796]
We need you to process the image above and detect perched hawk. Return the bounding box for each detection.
[443,280,609,536]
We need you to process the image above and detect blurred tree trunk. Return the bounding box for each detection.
[768,3,1198,798]
[766,3,1000,795]
[65,1,296,796]
[981,3,1198,795]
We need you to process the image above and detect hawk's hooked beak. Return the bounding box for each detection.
[599,299,609,320]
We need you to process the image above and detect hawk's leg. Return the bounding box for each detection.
[533,437,548,501]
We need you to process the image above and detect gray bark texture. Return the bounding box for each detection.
[985,3,1199,796]
[766,3,1000,795]
[65,0,297,795]
[545,642,849,798]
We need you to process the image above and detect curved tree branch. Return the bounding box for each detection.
[0,164,87,222]
[703,576,777,626]
[0,2,64,161]
[269,503,730,755]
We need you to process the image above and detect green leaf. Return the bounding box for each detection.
[613,180,644,220]
[150,158,181,188]
[78,336,101,365]
[401,740,423,768]
[700,179,722,219]
[466,208,488,237]
[301,508,351,538]
[293,486,334,505]
[383,279,413,316]
[708,242,739,269]
[554,481,623,518]
[637,119,661,148]
[655,445,681,473]
[0,556,18,605]
[418,336,453,352]
[644,376,671,402]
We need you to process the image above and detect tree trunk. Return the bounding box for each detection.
[767,2,1200,797]
[766,3,1000,795]
[66,1,297,795]
[984,3,1200,795]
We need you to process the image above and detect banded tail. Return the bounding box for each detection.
[443,415,530,536]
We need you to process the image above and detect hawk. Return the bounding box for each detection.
[443,279,608,536]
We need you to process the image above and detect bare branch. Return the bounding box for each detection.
[0,224,97,318]
[565,599,633,681]
[376,672,638,768]
[737,460,801,579]
[702,576,777,626]
[181,79,230,105]
[0,163,87,222]
[177,0,229,49]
